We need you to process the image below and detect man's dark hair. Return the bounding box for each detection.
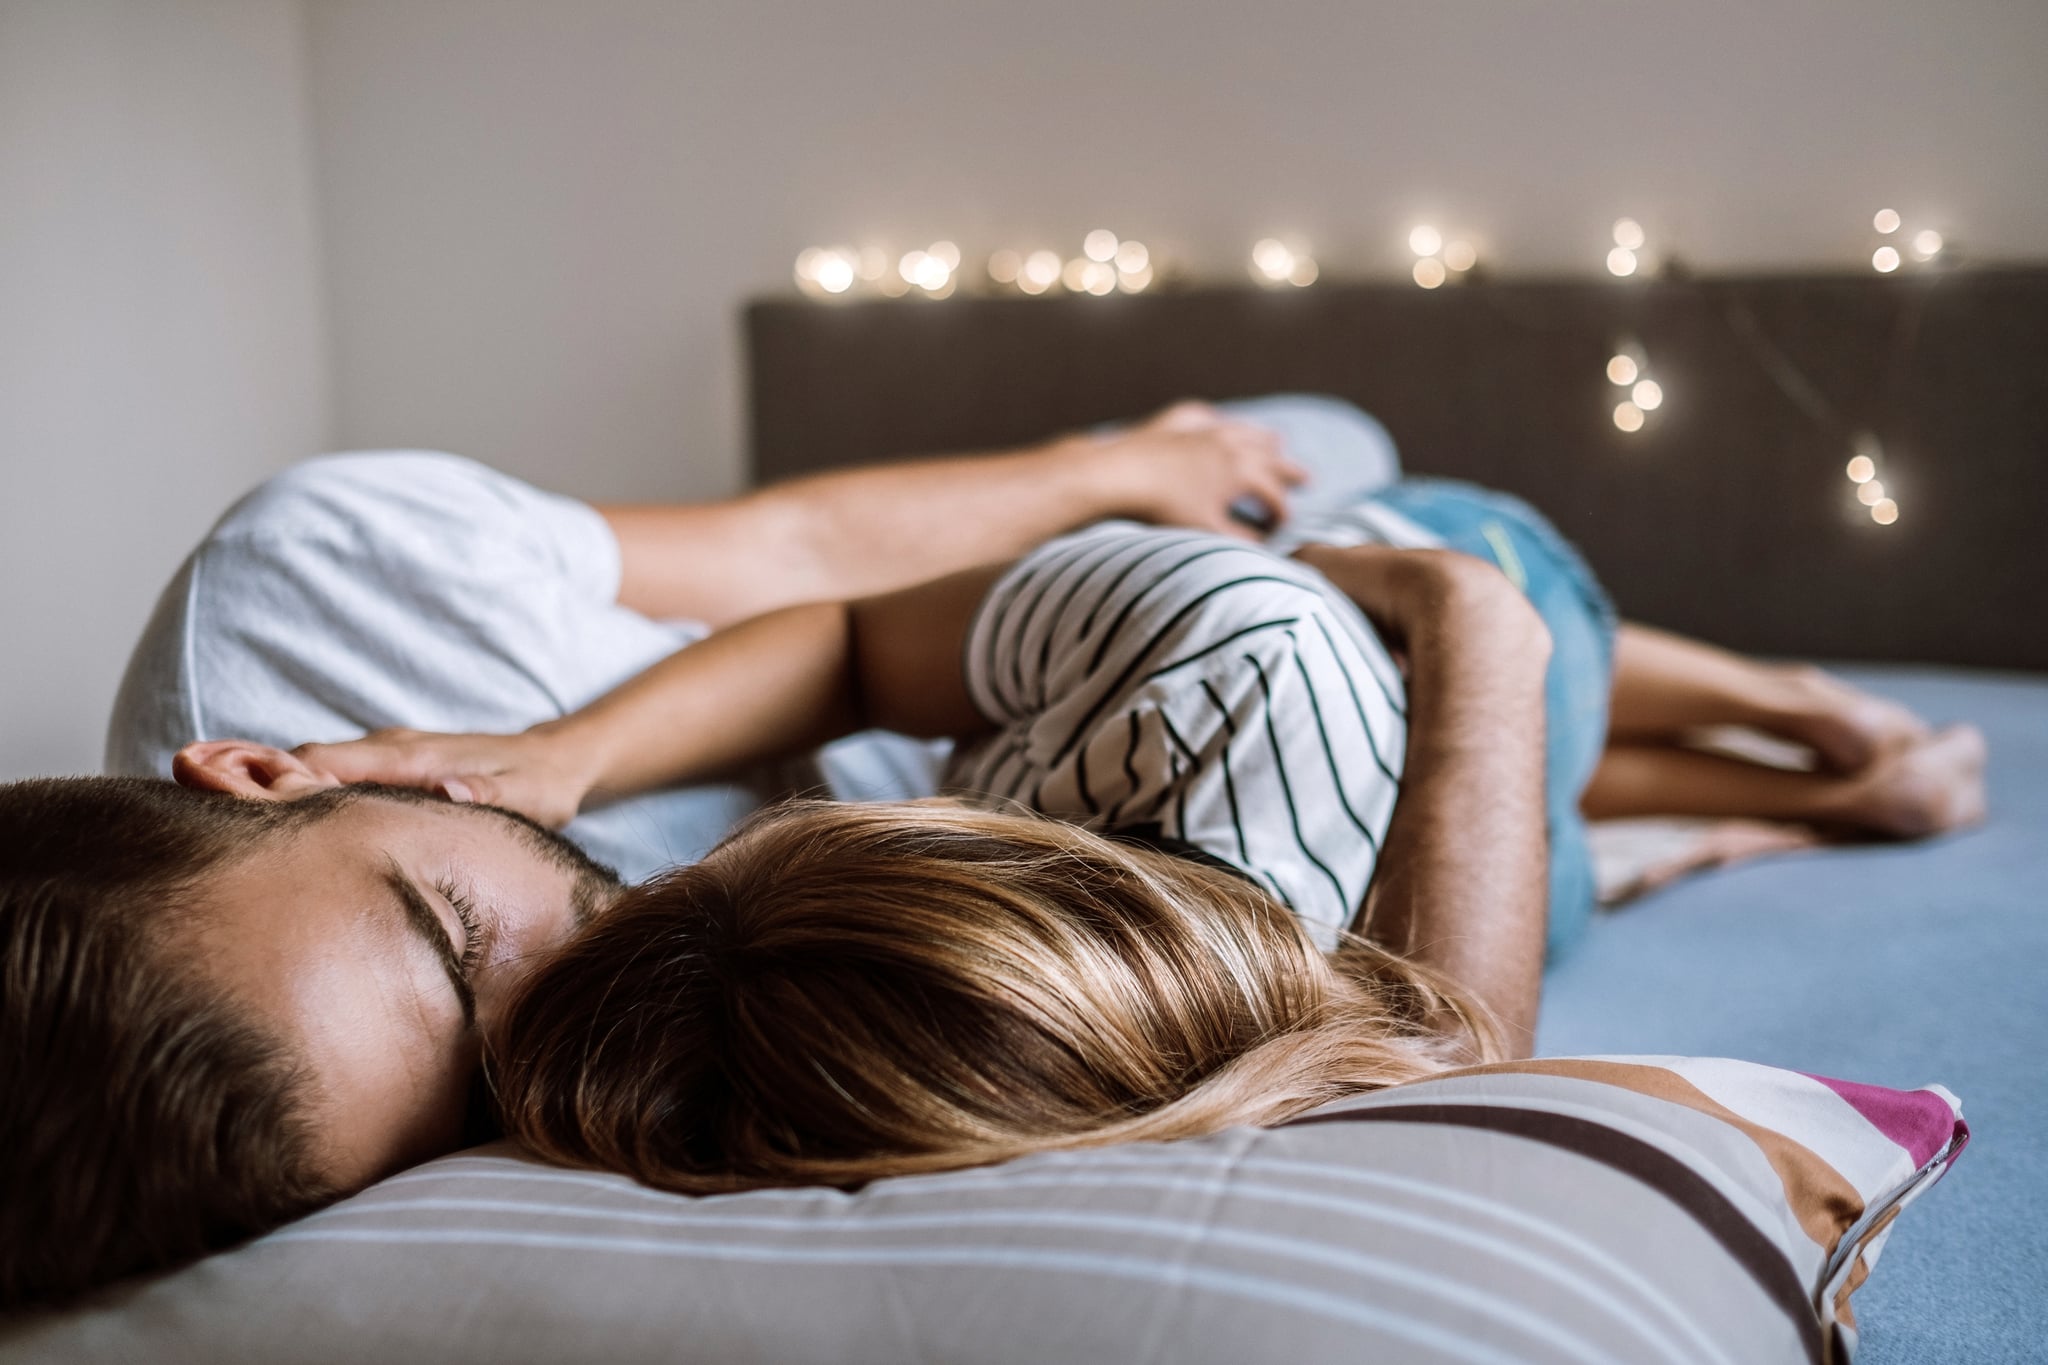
[0,777,336,1307]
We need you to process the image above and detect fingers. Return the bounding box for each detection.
[1152,399,1221,431]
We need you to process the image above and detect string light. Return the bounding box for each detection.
[1022,250,1061,293]
[1250,238,1315,287]
[1409,223,1476,286]
[788,215,1936,531]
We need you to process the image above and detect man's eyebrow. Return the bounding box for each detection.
[381,862,477,1029]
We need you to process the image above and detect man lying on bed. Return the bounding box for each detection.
[0,398,1982,1307]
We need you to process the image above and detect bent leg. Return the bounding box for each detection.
[1584,726,1987,838]
[1607,623,1930,772]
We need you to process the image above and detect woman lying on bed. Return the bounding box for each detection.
[302,453,1985,1195]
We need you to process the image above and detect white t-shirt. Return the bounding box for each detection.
[105,451,943,882]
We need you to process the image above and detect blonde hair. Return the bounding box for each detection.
[491,799,1498,1193]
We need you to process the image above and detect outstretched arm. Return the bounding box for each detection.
[293,562,1006,824]
[1292,545,1552,1057]
[599,403,1305,628]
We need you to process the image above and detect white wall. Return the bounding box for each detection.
[3,0,2044,778]
[305,0,2048,507]
[0,0,331,780]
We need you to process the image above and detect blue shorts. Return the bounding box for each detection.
[1365,479,1618,962]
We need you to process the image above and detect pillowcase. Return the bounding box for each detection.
[0,1056,1964,1365]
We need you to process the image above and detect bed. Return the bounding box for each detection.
[744,267,2048,1363]
[5,268,2042,1363]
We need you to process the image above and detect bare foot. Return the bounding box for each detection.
[1831,724,1988,838]
[1597,818,1824,904]
[1770,667,1933,773]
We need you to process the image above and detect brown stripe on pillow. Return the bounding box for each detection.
[1441,1058,1867,1252]
[1284,1101,1827,1365]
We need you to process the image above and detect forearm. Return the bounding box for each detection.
[601,439,1118,629]
[538,600,866,800]
[533,560,1003,805]
[1296,546,1551,1056]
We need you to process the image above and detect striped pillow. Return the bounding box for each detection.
[1,1057,1964,1365]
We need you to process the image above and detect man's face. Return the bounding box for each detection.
[184,790,621,1192]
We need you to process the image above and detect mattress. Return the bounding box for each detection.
[1538,664,2048,1365]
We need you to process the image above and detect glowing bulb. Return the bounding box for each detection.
[1612,218,1646,250]
[1613,401,1645,432]
[1409,225,1442,257]
[1083,229,1118,263]
[1114,239,1149,273]
[1845,455,1875,483]
[1081,261,1117,295]
[1288,257,1319,287]
[1412,257,1446,289]
[1872,246,1901,273]
[1607,247,1638,277]
[795,247,826,281]
[1631,379,1664,411]
[1912,229,1943,260]
[928,240,961,270]
[1872,208,1901,235]
[1017,273,1050,296]
[1606,354,1638,385]
[1251,238,1295,283]
[1443,239,1477,272]
[815,254,856,294]
[898,250,928,283]
[1023,250,1062,288]
[1857,479,1886,506]
[1118,264,1153,293]
[1872,498,1898,525]
[913,254,952,292]
[1061,257,1090,291]
[988,249,1022,284]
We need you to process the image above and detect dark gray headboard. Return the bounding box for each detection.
[747,268,2048,671]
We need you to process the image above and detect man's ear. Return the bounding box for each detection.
[172,740,343,801]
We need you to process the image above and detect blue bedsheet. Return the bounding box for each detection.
[1537,665,2047,1364]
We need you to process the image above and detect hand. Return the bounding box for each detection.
[1076,401,1309,539]
[291,725,596,829]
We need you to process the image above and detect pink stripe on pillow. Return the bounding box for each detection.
[1801,1074,1968,1168]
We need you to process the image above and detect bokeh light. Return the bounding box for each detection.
[1409,225,1442,257]
[1612,217,1646,250]
[1412,257,1446,289]
[1083,229,1118,263]
[1607,354,1639,385]
[1846,455,1876,483]
[1613,401,1645,432]
[1607,247,1638,277]
[1872,246,1901,273]
[1872,208,1901,234]
[1631,379,1664,411]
